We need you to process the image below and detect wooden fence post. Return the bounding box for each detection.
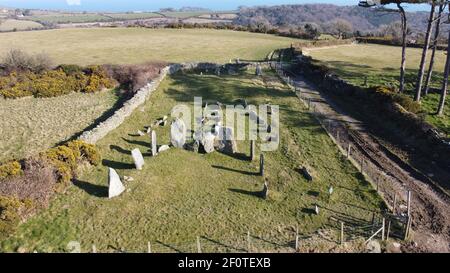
[381,218,386,241]
[250,140,255,161]
[92,245,97,254]
[295,225,299,251]
[340,221,344,245]
[386,221,391,241]
[197,236,202,253]
[393,194,397,215]
[347,144,351,159]
[247,231,251,253]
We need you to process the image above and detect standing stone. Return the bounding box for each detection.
[250,140,255,161]
[314,205,320,215]
[201,132,216,153]
[261,181,269,199]
[171,118,186,148]
[108,168,125,199]
[131,148,145,170]
[260,154,265,177]
[151,130,157,157]
[215,126,237,154]
[256,64,262,76]
[137,130,145,136]
[329,186,334,196]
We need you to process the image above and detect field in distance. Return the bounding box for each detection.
[305,43,449,136]
[0,28,302,65]
[0,19,43,31]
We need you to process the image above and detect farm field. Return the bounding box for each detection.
[305,43,449,136]
[0,69,384,253]
[23,14,112,24]
[0,19,43,31]
[0,28,302,65]
[0,89,119,162]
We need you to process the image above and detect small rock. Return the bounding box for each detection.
[366,240,381,253]
[158,145,170,153]
[17,247,27,253]
[137,130,145,136]
[146,127,152,134]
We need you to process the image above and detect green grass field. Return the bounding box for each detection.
[24,14,112,24]
[0,90,119,162]
[0,69,383,253]
[0,19,43,31]
[0,28,301,65]
[306,44,449,136]
[104,12,160,20]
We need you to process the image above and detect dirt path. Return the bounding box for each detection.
[285,72,450,253]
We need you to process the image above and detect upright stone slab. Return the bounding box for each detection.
[260,154,265,177]
[131,148,145,170]
[202,132,216,153]
[261,181,268,199]
[250,140,255,161]
[215,126,237,154]
[256,64,262,76]
[171,118,186,148]
[108,168,125,199]
[151,130,157,157]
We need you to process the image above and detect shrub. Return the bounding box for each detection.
[0,161,22,180]
[373,86,421,114]
[42,140,101,184]
[1,49,53,74]
[0,195,33,238]
[67,140,101,166]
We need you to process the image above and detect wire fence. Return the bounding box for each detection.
[274,62,411,240]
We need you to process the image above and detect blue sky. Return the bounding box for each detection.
[0,0,431,12]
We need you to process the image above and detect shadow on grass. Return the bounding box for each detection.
[201,236,247,252]
[229,188,262,198]
[156,241,184,253]
[102,159,134,170]
[110,145,131,155]
[122,138,151,148]
[301,208,316,215]
[307,190,320,197]
[212,165,259,176]
[73,180,108,198]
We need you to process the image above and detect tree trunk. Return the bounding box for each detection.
[414,2,436,102]
[437,29,450,116]
[424,2,445,96]
[398,3,407,93]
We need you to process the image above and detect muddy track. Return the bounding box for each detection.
[282,68,450,252]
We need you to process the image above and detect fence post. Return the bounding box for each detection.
[197,236,202,253]
[340,221,344,245]
[393,193,397,215]
[386,221,391,241]
[295,225,299,251]
[247,231,251,253]
[381,218,386,241]
[347,144,351,159]
[92,245,97,254]
[361,159,364,173]
[336,131,340,143]
[404,191,412,240]
[147,242,152,253]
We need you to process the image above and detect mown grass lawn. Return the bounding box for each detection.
[0,28,302,65]
[306,43,449,137]
[0,69,384,253]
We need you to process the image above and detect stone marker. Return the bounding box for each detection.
[151,130,157,157]
[301,167,313,181]
[329,186,334,195]
[131,148,145,170]
[215,126,238,154]
[260,154,265,176]
[171,118,187,148]
[108,168,125,199]
[250,140,255,161]
[202,132,216,153]
[256,64,262,76]
[146,127,152,135]
[314,205,320,215]
[158,145,170,153]
[261,181,269,199]
[137,130,145,136]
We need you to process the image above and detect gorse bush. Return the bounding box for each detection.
[0,65,116,99]
[0,161,22,180]
[0,195,31,238]
[42,140,101,184]
[373,86,422,114]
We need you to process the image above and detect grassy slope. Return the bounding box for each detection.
[0,69,383,253]
[306,44,449,137]
[0,90,119,162]
[0,28,301,65]
[0,19,43,31]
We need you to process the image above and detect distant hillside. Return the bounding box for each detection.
[234,4,433,34]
